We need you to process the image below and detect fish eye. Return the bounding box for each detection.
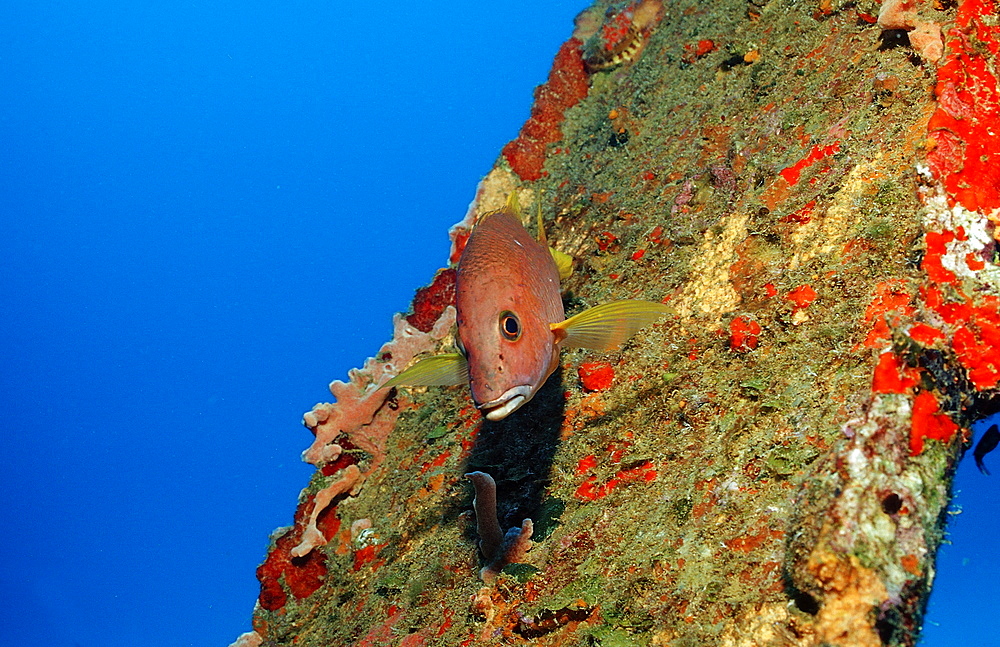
[499,311,521,341]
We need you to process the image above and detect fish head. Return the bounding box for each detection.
[456,210,565,420]
[458,295,562,420]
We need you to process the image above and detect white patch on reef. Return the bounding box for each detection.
[921,185,1000,294]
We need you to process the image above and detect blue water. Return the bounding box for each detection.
[0,3,995,645]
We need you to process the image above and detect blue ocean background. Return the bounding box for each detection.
[0,2,996,645]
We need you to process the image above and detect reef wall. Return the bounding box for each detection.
[233,0,1000,644]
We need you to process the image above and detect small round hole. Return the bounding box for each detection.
[882,493,903,515]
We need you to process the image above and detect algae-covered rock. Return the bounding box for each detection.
[239,0,1000,644]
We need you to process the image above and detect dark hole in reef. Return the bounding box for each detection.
[906,244,925,269]
[878,29,911,51]
[719,54,749,71]
[516,607,592,638]
[790,589,820,615]
[882,493,904,515]
[875,613,896,643]
[374,585,401,598]
[972,392,1000,420]
[608,129,629,147]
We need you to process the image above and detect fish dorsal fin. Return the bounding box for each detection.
[381,353,469,389]
[505,191,522,218]
[476,192,523,227]
[535,201,547,244]
[535,200,574,280]
[550,247,574,281]
[550,300,672,351]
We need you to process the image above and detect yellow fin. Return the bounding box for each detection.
[550,300,672,351]
[549,247,574,281]
[505,191,522,217]
[381,353,469,389]
[535,199,573,279]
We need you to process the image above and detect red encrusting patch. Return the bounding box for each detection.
[576,454,598,475]
[909,391,960,455]
[406,269,456,332]
[908,323,945,346]
[682,39,717,63]
[320,437,360,476]
[353,543,387,571]
[596,231,619,252]
[729,316,762,352]
[785,284,818,309]
[724,527,785,553]
[923,286,1000,389]
[602,8,635,51]
[574,460,658,501]
[921,284,972,325]
[256,498,330,611]
[419,450,452,476]
[436,608,454,637]
[859,280,915,348]
[926,0,1000,213]
[951,300,1000,389]
[449,229,471,266]
[780,200,816,224]
[579,361,615,391]
[779,143,841,186]
[502,39,590,181]
[922,230,958,284]
[872,352,921,394]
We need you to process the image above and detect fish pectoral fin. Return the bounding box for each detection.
[550,300,673,352]
[549,246,574,281]
[381,353,469,389]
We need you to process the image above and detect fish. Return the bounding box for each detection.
[383,195,671,420]
[974,423,999,475]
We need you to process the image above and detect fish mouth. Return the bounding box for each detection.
[479,385,534,421]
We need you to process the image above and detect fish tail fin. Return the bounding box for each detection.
[550,300,672,351]
[381,353,469,389]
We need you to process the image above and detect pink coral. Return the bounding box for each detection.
[292,464,361,557]
[877,0,943,62]
[228,631,263,647]
[302,308,457,467]
[293,307,457,556]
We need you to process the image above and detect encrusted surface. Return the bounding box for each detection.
[238,0,1000,645]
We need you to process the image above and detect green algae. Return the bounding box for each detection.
[249,0,972,644]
